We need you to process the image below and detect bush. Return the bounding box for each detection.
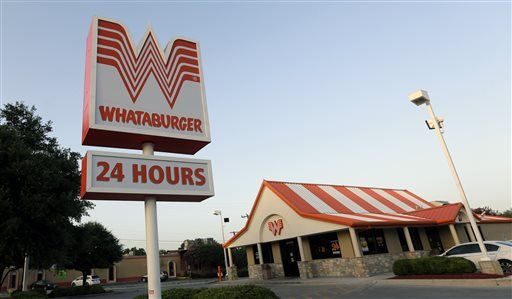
[393,256,476,276]
[195,285,279,299]
[190,272,218,279]
[48,285,106,298]
[237,268,249,277]
[10,290,46,299]
[133,285,278,299]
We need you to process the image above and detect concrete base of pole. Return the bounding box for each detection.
[479,260,504,275]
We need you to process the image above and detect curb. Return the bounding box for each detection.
[377,277,512,287]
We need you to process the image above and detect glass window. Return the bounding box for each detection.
[261,242,274,263]
[358,229,388,255]
[309,232,342,260]
[397,228,424,252]
[252,244,260,264]
[485,244,499,252]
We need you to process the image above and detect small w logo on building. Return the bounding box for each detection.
[268,219,284,236]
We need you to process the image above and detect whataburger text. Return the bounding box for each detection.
[98,105,203,133]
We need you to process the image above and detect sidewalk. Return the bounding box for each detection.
[219,272,512,288]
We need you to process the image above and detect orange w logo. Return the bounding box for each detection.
[92,19,201,110]
[268,219,284,236]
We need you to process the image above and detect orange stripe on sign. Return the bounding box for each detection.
[270,183,318,214]
[384,189,419,210]
[333,186,381,213]
[361,188,406,213]
[304,185,353,213]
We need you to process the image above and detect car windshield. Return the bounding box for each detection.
[92,275,100,279]
[496,241,512,247]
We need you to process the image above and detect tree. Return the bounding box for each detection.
[184,239,224,274]
[472,206,498,216]
[67,222,123,286]
[123,247,146,256]
[498,209,512,218]
[0,102,92,285]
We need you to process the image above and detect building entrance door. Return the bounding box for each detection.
[279,238,301,277]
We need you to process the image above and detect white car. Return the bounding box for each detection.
[440,241,512,273]
[71,275,101,287]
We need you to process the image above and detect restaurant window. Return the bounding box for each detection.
[397,228,424,251]
[309,232,342,260]
[358,229,388,255]
[252,245,260,264]
[261,242,274,263]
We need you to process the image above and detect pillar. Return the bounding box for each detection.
[449,224,461,245]
[297,236,305,261]
[403,227,415,252]
[466,223,476,242]
[257,243,263,264]
[349,228,362,258]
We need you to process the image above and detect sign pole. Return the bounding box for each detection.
[143,142,162,299]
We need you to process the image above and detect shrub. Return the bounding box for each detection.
[10,290,46,299]
[133,285,278,299]
[393,256,476,276]
[237,268,249,277]
[48,285,106,298]
[194,285,279,299]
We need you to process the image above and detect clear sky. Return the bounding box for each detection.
[1,1,510,251]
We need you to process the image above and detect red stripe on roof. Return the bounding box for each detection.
[360,187,406,213]
[402,190,434,208]
[383,189,420,210]
[333,186,381,213]
[269,182,318,214]
[304,185,353,213]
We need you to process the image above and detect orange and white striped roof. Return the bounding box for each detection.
[223,180,512,248]
[263,181,438,227]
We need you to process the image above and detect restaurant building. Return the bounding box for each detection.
[223,180,512,279]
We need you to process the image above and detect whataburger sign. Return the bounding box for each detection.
[82,17,210,154]
[81,17,214,202]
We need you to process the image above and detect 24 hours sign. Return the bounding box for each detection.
[81,151,214,201]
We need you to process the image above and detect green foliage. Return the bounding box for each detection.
[499,209,512,218]
[48,285,105,298]
[184,239,224,273]
[190,272,218,279]
[66,222,123,285]
[194,285,279,299]
[123,247,146,256]
[10,290,46,299]
[237,267,249,277]
[0,102,93,283]
[393,256,476,276]
[133,285,278,299]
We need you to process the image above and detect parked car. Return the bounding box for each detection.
[141,271,168,282]
[440,241,512,273]
[30,280,58,293]
[71,275,101,287]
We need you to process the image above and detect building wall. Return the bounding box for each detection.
[338,230,355,258]
[246,246,256,266]
[383,228,402,254]
[301,237,312,261]
[439,226,456,250]
[480,223,512,241]
[456,224,471,243]
[418,228,432,251]
[271,242,282,264]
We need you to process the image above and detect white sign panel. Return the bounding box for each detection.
[81,151,214,201]
[82,17,211,154]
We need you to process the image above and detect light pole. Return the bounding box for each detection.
[408,90,490,260]
[213,210,229,278]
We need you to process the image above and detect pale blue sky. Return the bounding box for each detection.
[1,1,510,250]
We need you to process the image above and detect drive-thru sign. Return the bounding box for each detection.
[80,17,214,299]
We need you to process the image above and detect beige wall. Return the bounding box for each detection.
[418,228,432,251]
[246,245,255,266]
[271,242,282,264]
[301,237,312,261]
[439,226,456,250]
[338,230,355,258]
[228,187,348,248]
[480,223,512,241]
[384,228,402,254]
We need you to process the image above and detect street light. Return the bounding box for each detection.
[213,210,229,278]
[408,89,490,260]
